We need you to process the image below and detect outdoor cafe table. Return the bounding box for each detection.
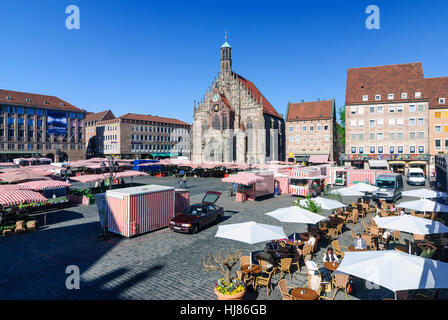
[285,239,304,247]
[299,232,311,242]
[290,287,319,300]
[348,246,368,252]
[324,262,339,272]
[241,265,262,276]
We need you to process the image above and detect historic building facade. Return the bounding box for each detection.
[285,99,337,164]
[192,39,285,164]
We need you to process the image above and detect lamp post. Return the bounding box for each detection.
[99,156,119,240]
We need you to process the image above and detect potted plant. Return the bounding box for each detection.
[203,249,246,300]
[295,195,322,213]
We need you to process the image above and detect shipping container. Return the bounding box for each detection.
[106,185,175,237]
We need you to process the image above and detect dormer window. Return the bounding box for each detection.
[415,92,421,98]
[6,96,11,101]
[25,98,31,103]
[401,92,407,99]
[439,98,446,104]
[388,94,394,100]
[362,95,368,101]
[60,102,65,106]
[44,100,49,104]
[375,95,381,101]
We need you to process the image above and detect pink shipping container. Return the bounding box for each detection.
[274,174,289,195]
[326,167,349,185]
[106,185,175,237]
[346,169,392,187]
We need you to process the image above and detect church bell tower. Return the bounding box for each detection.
[220,32,232,76]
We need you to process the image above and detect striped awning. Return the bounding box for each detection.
[16,180,72,191]
[0,190,48,206]
[222,172,264,185]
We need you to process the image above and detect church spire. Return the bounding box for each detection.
[220,31,232,76]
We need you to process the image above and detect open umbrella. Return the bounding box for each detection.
[397,198,448,217]
[265,206,326,241]
[215,221,287,267]
[337,250,448,299]
[346,183,379,193]
[299,197,346,211]
[330,188,364,197]
[374,214,448,253]
[402,188,448,199]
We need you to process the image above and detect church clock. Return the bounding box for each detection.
[212,93,220,102]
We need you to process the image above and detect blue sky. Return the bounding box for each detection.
[0,0,447,123]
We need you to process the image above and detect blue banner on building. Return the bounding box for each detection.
[47,111,67,135]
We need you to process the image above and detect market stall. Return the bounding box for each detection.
[222,171,274,202]
[288,167,327,197]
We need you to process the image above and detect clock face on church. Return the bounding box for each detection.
[212,93,220,102]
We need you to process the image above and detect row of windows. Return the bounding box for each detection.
[288,124,329,133]
[0,106,84,119]
[350,131,425,141]
[0,143,83,150]
[351,146,425,154]
[350,104,425,115]
[288,135,330,142]
[132,125,189,134]
[350,117,425,127]
[102,135,118,141]
[361,92,423,102]
[435,139,448,150]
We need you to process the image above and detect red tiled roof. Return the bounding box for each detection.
[425,77,448,109]
[345,63,426,105]
[86,110,115,122]
[0,89,83,112]
[236,74,282,118]
[119,113,191,126]
[287,100,334,121]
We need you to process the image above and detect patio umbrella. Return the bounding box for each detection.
[299,197,346,211]
[374,214,448,253]
[265,206,326,240]
[346,183,379,193]
[336,250,448,299]
[330,188,364,197]
[402,188,448,199]
[215,221,287,267]
[397,198,448,216]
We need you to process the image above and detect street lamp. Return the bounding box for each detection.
[99,157,120,240]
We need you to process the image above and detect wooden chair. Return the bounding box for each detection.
[346,210,359,224]
[362,221,370,234]
[414,234,425,241]
[236,270,254,287]
[302,244,313,260]
[393,230,401,243]
[278,258,293,280]
[335,222,344,237]
[323,228,337,244]
[330,273,350,300]
[370,225,379,239]
[290,247,302,273]
[410,210,416,216]
[278,279,294,300]
[257,259,269,272]
[253,268,275,296]
[429,212,436,220]
[304,262,332,299]
[362,234,376,250]
[240,256,251,268]
[351,229,357,239]
[331,240,348,260]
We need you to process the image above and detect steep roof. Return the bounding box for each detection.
[86,110,115,123]
[0,89,83,112]
[119,113,190,126]
[287,100,334,121]
[345,62,426,105]
[235,74,282,119]
[425,77,448,109]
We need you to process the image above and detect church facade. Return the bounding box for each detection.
[191,40,285,164]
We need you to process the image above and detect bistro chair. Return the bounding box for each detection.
[240,256,251,268]
[236,270,254,287]
[323,228,337,244]
[257,258,269,272]
[370,218,378,227]
[278,257,293,280]
[362,221,370,234]
[304,262,332,299]
[393,230,401,243]
[253,268,275,296]
[346,210,359,224]
[331,273,350,300]
[290,247,302,274]
[414,234,425,242]
[351,229,357,239]
[335,222,344,237]
[410,210,416,216]
[302,244,313,260]
[331,240,348,260]
[278,279,295,300]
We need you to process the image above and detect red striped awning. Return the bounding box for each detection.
[0,190,48,206]
[222,172,264,185]
[16,180,72,191]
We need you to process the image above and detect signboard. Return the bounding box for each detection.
[340,154,430,161]
[47,111,67,135]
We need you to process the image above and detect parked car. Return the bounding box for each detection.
[372,173,404,203]
[407,168,426,186]
[169,191,223,234]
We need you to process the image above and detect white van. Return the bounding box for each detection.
[407,168,426,186]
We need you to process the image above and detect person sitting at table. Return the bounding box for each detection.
[306,233,317,247]
[353,233,367,250]
[265,240,279,252]
[418,243,437,259]
[322,247,339,263]
[305,255,332,282]
[378,243,386,251]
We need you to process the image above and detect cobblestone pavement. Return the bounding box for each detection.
[0,175,446,300]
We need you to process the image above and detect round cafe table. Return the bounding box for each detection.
[348,246,368,252]
[324,262,339,272]
[290,287,319,300]
[286,240,304,247]
[241,265,262,275]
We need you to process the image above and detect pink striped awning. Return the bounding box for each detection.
[16,180,72,191]
[0,190,48,206]
[222,172,264,186]
[115,171,148,178]
[308,155,329,164]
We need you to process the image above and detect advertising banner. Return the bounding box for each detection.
[47,111,67,135]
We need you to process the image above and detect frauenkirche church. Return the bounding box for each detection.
[192,37,285,164]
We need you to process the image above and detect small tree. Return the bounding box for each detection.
[203,249,242,284]
[294,195,322,213]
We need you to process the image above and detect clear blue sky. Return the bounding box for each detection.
[1,0,447,124]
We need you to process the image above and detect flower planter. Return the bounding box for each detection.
[214,287,246,300]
